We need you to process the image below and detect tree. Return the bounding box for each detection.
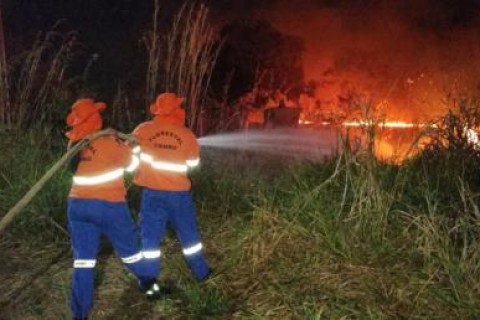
[211,19,304,103]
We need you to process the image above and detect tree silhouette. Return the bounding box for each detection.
[211,19,304,103]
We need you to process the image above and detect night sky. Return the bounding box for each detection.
[3,0,480,120]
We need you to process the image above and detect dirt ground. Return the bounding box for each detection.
[0,233,230,320]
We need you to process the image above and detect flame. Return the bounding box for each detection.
[342,120,420,128]
[300,119,429,129]
[465,127,480,149]
[297,119,434,163]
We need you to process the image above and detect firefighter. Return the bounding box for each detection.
[132,92,211,284]
[65,98,159,320]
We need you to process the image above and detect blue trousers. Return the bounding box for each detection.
[68,198,149,319]
[140,188,210,281]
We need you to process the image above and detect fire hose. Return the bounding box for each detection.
[0,128,137,236]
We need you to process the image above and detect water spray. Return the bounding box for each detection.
[198,128,341,160]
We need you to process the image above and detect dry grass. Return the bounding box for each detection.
[144,1,221,133]
[0,235,71,320]
[0,17,10,128]
[144,0,162,109]
[110,83,134,131]
[8,28,76,128]
[166,1,220,132]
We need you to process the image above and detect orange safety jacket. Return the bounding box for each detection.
[132,120,199,191]
[69,135,139,202]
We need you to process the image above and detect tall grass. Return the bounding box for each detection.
[144,0,162,109]
[145,1,221,134]
[109,82,135,131]
[165,1,220,132]
[0,129,70,243]
[8,29,77,129]
[0,9,9,128]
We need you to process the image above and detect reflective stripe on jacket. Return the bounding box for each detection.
[132,121,199,191]
[69,136,138,201]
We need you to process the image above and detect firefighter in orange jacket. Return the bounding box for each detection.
[66,99,160,320]
[133,92,211,282]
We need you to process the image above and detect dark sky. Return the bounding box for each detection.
[3,0,480,120]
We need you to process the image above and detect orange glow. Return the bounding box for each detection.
[243,1,480,163]
[262,1,480,126]
[339,121,429,163]
[297,120,432,163]
[373,133,430,164]
[300,120,430,129]
[342,121,420,128]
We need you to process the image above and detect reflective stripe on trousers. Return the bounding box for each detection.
[139,188,210,280]
[68,198,149,318]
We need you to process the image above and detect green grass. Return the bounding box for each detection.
[2,129,480,319]
[0,129,71,243]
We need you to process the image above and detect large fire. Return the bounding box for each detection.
[260,0,480,123]
[233,0,480,164]
[205,0,480,167]
[304,119,432,163]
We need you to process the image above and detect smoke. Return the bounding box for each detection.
[256,0,480,121]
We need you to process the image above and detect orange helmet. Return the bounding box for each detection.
[66,99,106,126]
[66,99,106,142]
[150,92,185,116]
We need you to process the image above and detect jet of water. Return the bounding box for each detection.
[198,128,341,160]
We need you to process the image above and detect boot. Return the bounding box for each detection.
[138,278,162,299]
